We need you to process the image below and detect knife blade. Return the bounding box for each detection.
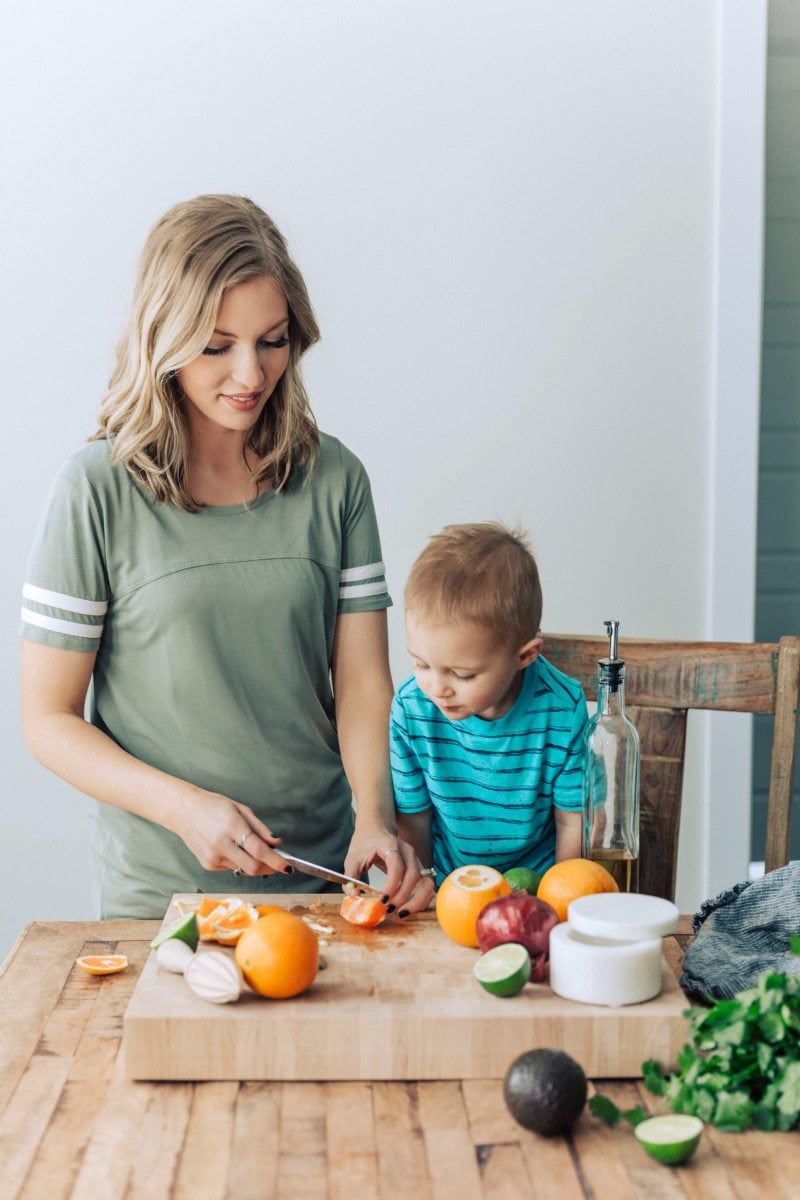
[276,851,386,897]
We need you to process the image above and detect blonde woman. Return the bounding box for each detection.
[21,195,432,918]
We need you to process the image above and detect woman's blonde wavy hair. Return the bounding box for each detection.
[92,194,320,510]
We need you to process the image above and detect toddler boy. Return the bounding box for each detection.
[390,522,588,886]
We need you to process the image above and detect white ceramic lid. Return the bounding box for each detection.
[567,892,680,941]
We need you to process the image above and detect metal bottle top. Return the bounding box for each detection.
[597,619,625,689]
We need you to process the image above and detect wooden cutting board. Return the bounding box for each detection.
[123,894,689,1081]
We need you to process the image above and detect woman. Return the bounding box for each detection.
[21,194,434,918]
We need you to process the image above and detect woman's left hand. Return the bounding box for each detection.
[343,830,436,916]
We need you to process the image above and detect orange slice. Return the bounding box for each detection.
[435,864,512,947]
[340,894,389,927]
[76,954,128,975]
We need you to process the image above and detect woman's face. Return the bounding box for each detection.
[177,275,291,440]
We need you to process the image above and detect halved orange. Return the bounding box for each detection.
[435,865,512,947]
[340,894,388,927]
[76,954,128,976]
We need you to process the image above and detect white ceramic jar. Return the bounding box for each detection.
[548,893,679,1007]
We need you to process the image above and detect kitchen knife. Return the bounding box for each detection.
[276,851,387,897]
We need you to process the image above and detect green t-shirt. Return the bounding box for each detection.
[21,434,391,917]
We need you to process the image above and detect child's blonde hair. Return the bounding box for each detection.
[92,194,320,511]
[404,522,543,646]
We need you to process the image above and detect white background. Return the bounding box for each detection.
[1,1,766,965]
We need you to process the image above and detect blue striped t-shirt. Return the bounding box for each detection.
[390,656,588,885]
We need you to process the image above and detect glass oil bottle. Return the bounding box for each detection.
[582,620,640,892]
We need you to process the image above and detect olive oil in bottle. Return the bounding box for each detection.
[582,621,640,893]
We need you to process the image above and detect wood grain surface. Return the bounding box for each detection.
[2,915,799,1200]
[124,895,687,1081]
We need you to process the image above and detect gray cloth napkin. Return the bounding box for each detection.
[679,861,800,1001]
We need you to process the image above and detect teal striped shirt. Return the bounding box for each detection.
[390,657,588,885]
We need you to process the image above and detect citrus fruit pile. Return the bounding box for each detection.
[536,858,619,922]
[435,864,512,947]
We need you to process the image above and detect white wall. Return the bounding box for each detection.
[1,1,765,965]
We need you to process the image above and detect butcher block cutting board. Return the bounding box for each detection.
[123,894,689,1081]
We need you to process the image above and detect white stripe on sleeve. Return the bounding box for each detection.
[339,561,385,583]
[21,607,104,639]
[23,583,108,616]
[338,580,389,599]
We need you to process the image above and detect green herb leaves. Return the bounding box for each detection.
[592,947,800,1134]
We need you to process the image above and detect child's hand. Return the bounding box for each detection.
[343,831,436,915]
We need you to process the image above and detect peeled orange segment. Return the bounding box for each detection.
[339,894,389,927]
[435,864,512,947]
[195,897,260,945]
[76,954,128,976]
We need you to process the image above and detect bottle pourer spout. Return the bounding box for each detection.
[604,620,620,661]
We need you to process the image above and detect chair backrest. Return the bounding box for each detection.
[542,634,800,900]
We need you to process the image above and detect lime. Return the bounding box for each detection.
[474,943,532,997]
[503,1048,587,1135]
[503,867,541,896]
[634,1114,703,1164]
[150,912,199,951]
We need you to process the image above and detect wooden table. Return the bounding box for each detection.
[1,917,798,1200]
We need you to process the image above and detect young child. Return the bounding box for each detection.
[390,522,588,886]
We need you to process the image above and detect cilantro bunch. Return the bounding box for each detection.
[592,935,800,1133]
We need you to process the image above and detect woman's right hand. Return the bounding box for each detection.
[170,790,293,878]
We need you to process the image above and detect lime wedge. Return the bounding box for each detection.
[503,867,542,895]
[474,943,532,997]
[150,912,199,951]
[634,1114,703,1164]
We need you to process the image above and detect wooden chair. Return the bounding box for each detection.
[542,634,800,901]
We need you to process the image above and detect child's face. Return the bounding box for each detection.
[405,612,542,722]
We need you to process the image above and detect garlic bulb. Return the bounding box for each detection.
[156,939,195,974]
[184,950,243,1004]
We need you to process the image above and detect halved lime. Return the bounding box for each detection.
[503,867,542,895]
[634,1114,703,1164]
[474,943,532,997]
[150,912,199,951]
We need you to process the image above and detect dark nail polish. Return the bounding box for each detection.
[398,909,409,918]
[381,894,390,904]
[284,865,294,874]
[386,904,396,913]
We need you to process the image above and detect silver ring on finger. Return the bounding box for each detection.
[419,867,436,879]
[233,867,243,877]
[382,848,402,857]
[237,831,250,851]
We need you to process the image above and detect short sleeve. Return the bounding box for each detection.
[336,443,392,614]
[552,689,589,811]
[20,457,109,652]
[390,693,432,814]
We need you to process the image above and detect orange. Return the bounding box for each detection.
[340,894,388,927]
[435,864,512,947]
[235,910,319,998]
[76,954,128,975]
[195,897,260,945]
[536,858,619,923]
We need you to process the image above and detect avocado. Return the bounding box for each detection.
[503,1048,587,1136]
